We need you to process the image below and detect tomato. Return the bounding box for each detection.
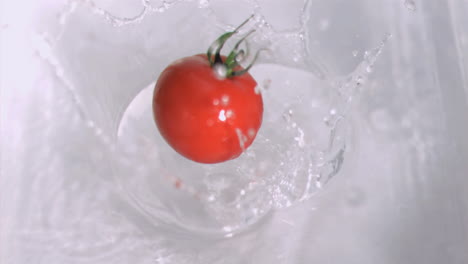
[153,54,263,163]
[152,16,263,164]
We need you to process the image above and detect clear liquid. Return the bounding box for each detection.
[116,64,352,234]
[26,0,387,231]
[2,0,401,262]
[109,11,389,235]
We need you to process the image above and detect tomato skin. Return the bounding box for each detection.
[153,54,263,164]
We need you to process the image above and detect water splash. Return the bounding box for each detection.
[338,34,392,101]
[111,31,392,235]
[10,0,393,258]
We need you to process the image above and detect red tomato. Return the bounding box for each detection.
[153,54,263,164]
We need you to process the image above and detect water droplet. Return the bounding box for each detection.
[254,86,262,94]
[218,110,227,122]
[356,75,364,85]
[247,128,256,138]
[363,51,370,59]
[366,65,373,73]
[221,95,230,105]
[282,109,293,122]
[404,0,416,11]
[294,128,305,148]
[235,52,245,63]
[214,64,227,79]
[329,108,337,115]
[315,179,323,189]
[352,50,359,57]
[235,128,248,150]
[225,110,233,118]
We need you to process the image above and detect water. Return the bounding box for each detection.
[116,61,362,233]
[110,11,389,234]
[2,0,468,263]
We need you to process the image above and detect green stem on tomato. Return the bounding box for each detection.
[225,29,255,65]
[230,48,264,77]
[206,15,262,78]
